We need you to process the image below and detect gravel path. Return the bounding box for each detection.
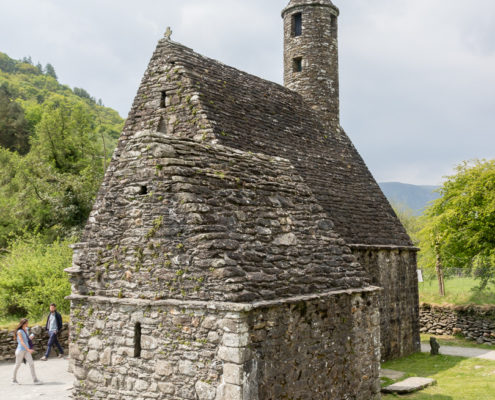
[2,345,494,399]
[0,357,72,399]
[421,343,495,360]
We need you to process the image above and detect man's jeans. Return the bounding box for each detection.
[45,331,64,357]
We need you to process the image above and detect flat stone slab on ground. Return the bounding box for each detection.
[380,369,406,380]
[382,377,436,394]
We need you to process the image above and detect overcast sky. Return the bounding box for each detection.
[1,0,494,185]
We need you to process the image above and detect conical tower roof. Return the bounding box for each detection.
[282,0,339,16]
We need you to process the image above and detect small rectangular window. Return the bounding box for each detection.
[293,57,302,73]
[134,322,142,358]
[292,13,302,37]
[160,91,167,108]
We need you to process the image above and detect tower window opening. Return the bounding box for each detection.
[160,91,167,108]
[134,322,142,358]
[331,15,338,39]
[292,13,302,37]
[293,57,303,73]
[139,185,148,195]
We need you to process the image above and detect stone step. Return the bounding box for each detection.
[382,377,436,394]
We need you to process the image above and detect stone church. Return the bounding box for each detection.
[66,1,420,399]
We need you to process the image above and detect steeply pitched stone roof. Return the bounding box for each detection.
[119,39,411,247]
[77,132,370,302]
[73,33,415,302]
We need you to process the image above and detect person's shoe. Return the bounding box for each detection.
[40,356,47,361]
[12,379,19,384]
[58,354,64,358]
[33,379,43,385]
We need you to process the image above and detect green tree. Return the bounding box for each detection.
[45,63,57,80]
[0,235,73,318]
[32,95,98,173]
[0,52,17,73]
[73,87,93,101]
[0,84,31,154]
[392,202,422,246]
[22,56,33,65]
[35,62,43,74]
[0,50,123,248]
[420,159,495,291]
[0,95,111,246]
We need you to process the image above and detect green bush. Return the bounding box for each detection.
[0,235,73,319]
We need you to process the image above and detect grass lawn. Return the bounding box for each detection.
[382,352,495,400]
[419,277,495,305]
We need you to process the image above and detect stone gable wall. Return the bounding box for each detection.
[250,289,381,400]
[69,287,380,400]
[352,247,421,360]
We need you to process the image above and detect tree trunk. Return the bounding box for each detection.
[435,242,445,296]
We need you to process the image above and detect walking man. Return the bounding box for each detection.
[41,303,64,360]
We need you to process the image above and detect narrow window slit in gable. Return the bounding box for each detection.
[160,91,167,108]
[134,322,142,358]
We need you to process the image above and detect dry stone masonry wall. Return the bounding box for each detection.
[69,289,380,400]
[420,304,495,345]
[250,290,381,399]
[0,323,69,361]
[353,248,421,360]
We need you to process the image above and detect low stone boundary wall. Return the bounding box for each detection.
[420,303,495,345]
[0,322,69,361]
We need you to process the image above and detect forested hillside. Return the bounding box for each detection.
[0,51,123,319]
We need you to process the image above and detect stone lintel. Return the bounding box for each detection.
[349,243,420,252]
[66,286,381,312]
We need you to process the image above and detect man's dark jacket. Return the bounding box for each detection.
[45,311,63,332]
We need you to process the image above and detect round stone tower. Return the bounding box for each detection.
[282,0,340,129]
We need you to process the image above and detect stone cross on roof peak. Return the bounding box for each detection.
[164,27,173,41]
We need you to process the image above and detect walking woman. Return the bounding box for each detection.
[12,318,42,384]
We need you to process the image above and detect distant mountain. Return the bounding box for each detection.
[379,182,440,215]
